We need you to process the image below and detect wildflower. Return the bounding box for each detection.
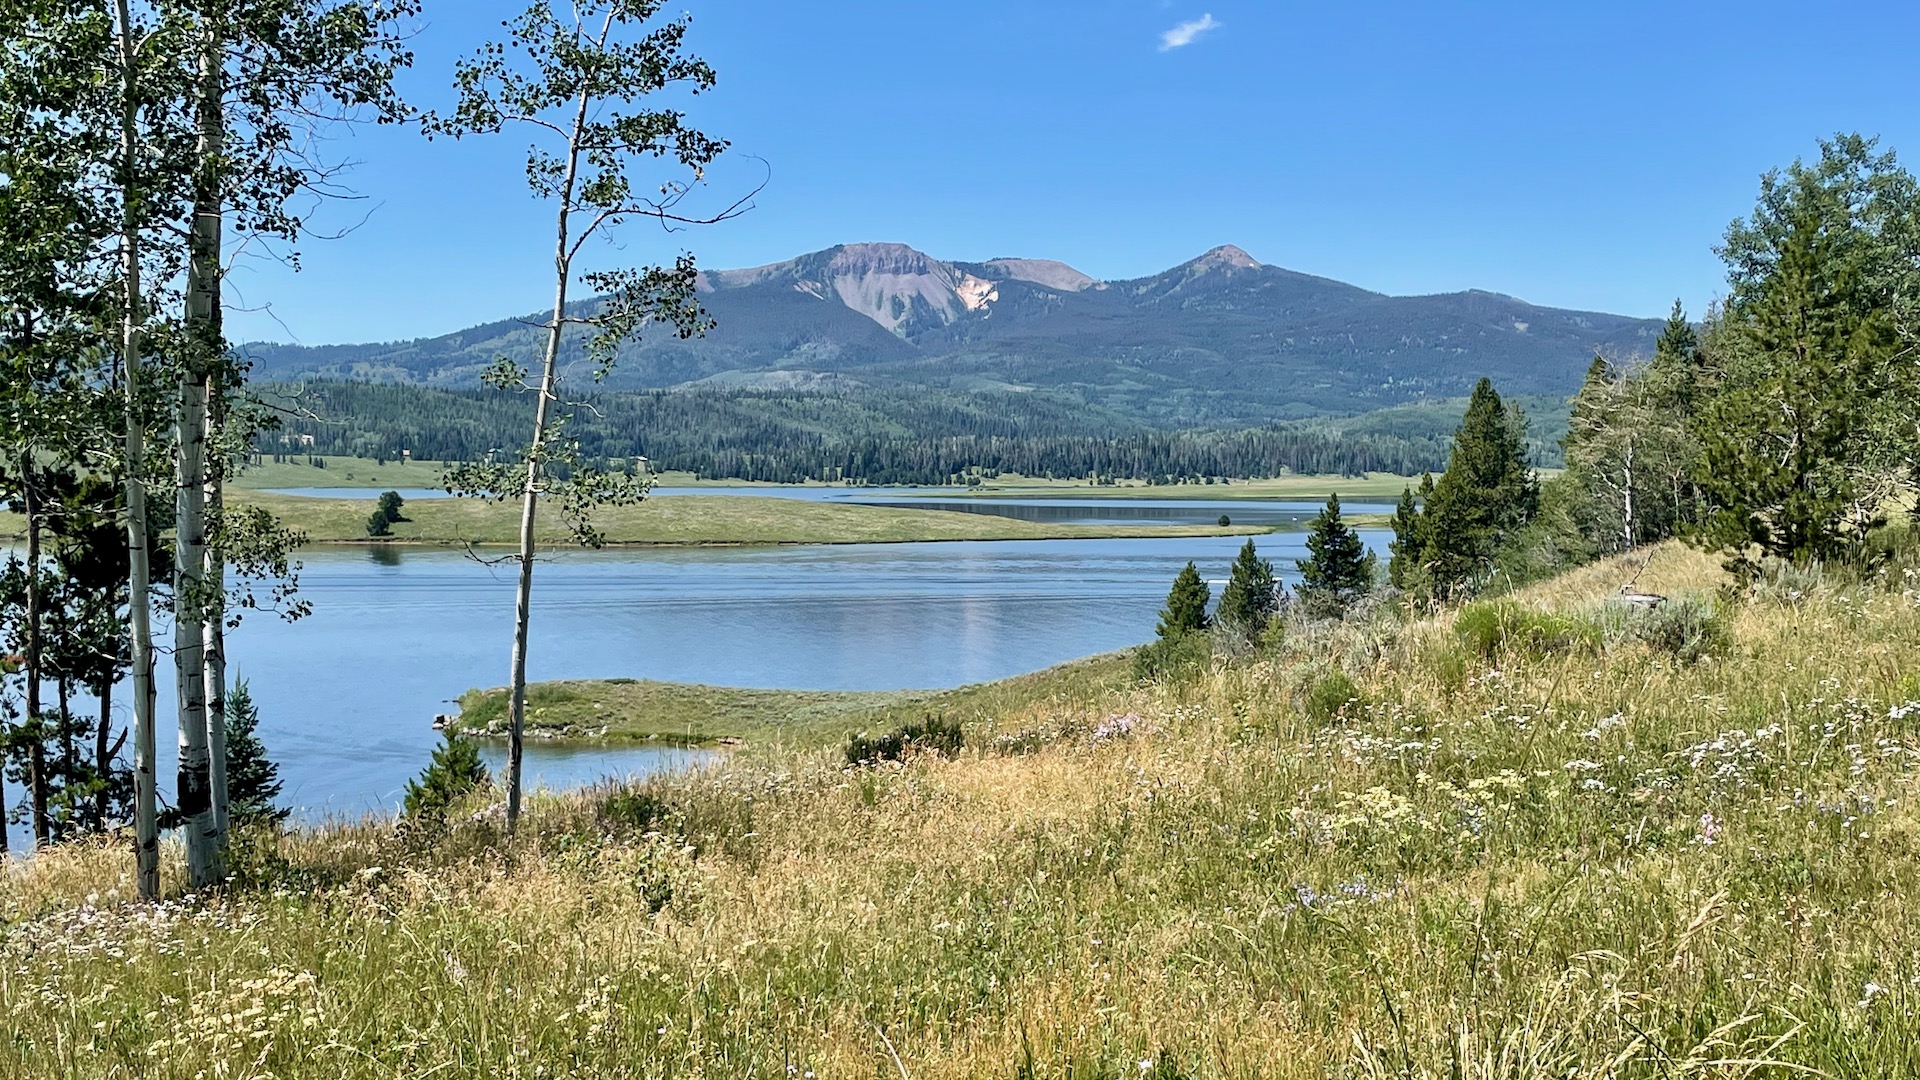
[1860,981,1886,1008]
[1695,812,1721,846]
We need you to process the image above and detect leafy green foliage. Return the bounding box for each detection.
[844,716,963,767]
[1694,135,1920,569]
[364,509,391,537]
[1156,562,1210,639]
[596,789,677,837]
[1131,631,1213,682]
[256,380,1517,486]
[1304,670,1363,725]
[403,733,491,822]
[376,490,406,523]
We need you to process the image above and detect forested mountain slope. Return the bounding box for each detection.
[243,243,1662,426]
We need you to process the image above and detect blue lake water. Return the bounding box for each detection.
[2,501,1388,849]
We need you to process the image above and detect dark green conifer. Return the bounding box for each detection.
[1156,561,1211,638]
[1217,539,1279,637]
[1421,379,1537,595]
[404,732,491,822]
[224,681,288,826]
[376,490,408,523]
[1297,493,1376,614]
[1387,476,1431,589]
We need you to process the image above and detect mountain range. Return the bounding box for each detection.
[244,242,1665,427]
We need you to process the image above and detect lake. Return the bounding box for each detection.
[1,502,1388,850]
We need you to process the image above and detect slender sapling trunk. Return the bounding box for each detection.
[113,0,160,899]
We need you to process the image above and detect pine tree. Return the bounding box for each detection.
[1421,379,1537,595]
[1156,561,1210,638]
[404,732,491,822]
[1297,493,1376,614]
[1216,539,1279,637]
[223,681,287,826]
[1386,476,1431,589]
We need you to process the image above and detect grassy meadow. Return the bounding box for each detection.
[240,491,1261,547]
[8,541,1920,1076]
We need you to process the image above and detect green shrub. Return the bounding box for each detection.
[845,715,964,766]
[1304,670,1363,724]
[1131,631,1212,681]
[597,789,676,836]
[1629,595,1730,663]
[1454,600,1599,660]
[1749,558,1829,604]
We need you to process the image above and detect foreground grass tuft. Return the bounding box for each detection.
[8,543,1920,1077]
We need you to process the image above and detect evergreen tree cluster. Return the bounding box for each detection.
[254,382,1477,486]
[1388,379,1539,597]
[1509,136,1920,578]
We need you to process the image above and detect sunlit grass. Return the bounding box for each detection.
[7,542,1920,1077]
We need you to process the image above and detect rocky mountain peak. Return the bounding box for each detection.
[1188,244,1261,271]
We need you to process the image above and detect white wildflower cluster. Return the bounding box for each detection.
[1091,712,1141,742]
[1286,875,1398,913]
[1581,712,1627,740]
[1677,724,1787,793]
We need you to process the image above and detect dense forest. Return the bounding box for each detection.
[251,381,1573,484]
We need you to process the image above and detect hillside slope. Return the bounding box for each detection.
[10,544,1920,1076]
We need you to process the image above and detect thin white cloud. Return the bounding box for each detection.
[1158,13,1220,51]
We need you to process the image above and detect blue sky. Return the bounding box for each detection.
[228,0,1920,345]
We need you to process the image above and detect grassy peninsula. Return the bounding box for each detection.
[240,491,1263,547]
[12,542,1920,1076]
[453,653,1131,749]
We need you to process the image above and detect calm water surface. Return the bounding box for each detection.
[3,511,1387,848]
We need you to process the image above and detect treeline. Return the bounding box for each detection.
[1390,135,1920,596]
[255,382,1473,483]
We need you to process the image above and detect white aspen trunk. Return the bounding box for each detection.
[177,18,222,888]
[503,84,592,833]
[23,460,49,847]
[114,0,160,900]
[1621,440,1637,551]
[204,392,230,843]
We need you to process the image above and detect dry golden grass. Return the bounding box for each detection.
[6,542,1920,1077]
